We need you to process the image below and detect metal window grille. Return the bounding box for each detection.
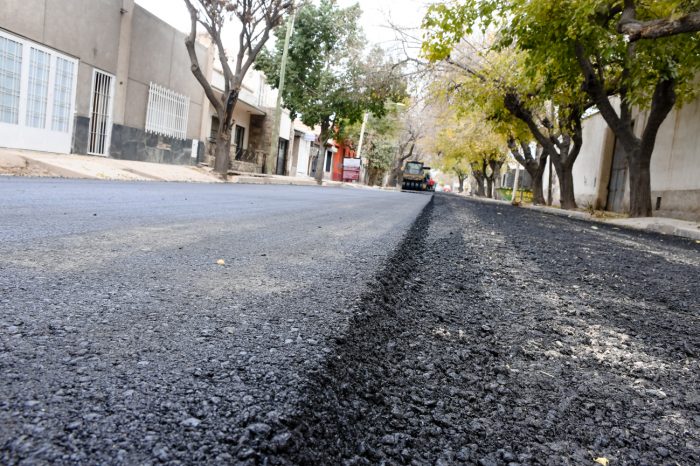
[25,47,50,129]
[0,36,22,125]
[88,70,114,155]
[52,57,75,133]
[145,82,189,140]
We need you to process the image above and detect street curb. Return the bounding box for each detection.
[228,175,318,186]
[449,193,700,242]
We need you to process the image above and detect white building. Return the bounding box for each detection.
[544,97,700,221]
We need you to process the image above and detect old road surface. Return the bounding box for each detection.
[1,179,699,465]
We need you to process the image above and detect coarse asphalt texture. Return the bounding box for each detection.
[0,178,429,465]
[2,179,700,465]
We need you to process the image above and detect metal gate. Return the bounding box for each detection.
[607,138,628,212]
[88,70,114,156]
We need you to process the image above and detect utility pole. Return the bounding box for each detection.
[267,11,296,175]
[356,112,369,184]
[547,157,553,205]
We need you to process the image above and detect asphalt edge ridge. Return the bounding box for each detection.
[268,194,436,463]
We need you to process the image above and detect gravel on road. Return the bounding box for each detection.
[1,182,698,465]
[0,179,430,465]
[276,194,699,465]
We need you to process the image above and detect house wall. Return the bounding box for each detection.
[0,0,123,154]
[565,96,699,220]
[571,111,616,209]
[645,98,700,220]
[287,135,312,177]
[232,106,251,150]
[1,0,208,164]
[99,4,207,164]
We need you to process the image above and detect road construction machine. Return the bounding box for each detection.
[401,161,435,191]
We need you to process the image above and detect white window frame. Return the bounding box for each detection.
[0,34,24,125]
[0,29,78,154]
[25,46,52,129]
[87,68,115,156]
[52,57,76,133]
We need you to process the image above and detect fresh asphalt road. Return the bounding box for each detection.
[0,178,431,464]
[2,179,699,465]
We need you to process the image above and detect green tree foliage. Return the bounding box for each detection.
[431,104,507,197]
[255,0,406,182]
[422,22,586,208]
[423,0,700,216]
[343,105,400,184]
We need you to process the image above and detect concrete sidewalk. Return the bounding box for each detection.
[0,148,381,190]
[456,193,700,242]
[0,149,222,183]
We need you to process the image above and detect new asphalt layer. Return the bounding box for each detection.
[1,180,698,465]
[0,178,429,464]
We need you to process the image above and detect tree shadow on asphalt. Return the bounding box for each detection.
[265,194,699,465]
[462,199,699,366]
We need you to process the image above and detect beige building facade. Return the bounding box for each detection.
[1,0,208,164]
[544,97,700,220]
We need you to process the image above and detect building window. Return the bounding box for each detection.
[145,82,189,140]
[0,36,22,125]
[26,48,50,128]
[52,57,75,133]
[0,30,77,154]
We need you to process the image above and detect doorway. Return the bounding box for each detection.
[87,70,115,156]
[606,137,628,212]
[276,138,288,175]
[234,125,245,159]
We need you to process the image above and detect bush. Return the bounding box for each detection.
[497,187,533,203]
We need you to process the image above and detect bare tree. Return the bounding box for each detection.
[184,0,293,175]
[386,119,423,188]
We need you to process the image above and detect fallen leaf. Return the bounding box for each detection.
[216,259,225,265]
[594,457,609,466]
[591,226,599,230]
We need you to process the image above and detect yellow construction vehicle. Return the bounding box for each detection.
[401,161,434,191]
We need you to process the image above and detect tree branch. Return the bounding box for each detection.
[618,0,700,42]
[575,41,638,150]
[184,0,223,114]
[503,92,559,160]
[640,78,676,159]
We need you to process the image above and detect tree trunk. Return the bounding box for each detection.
[315,119,332,184]
[386,165,402,187]
[458,176,465,193]
[213,91,238,175]
[554,162,577,210]
[531,153,548,205]
[628,153,652,217]
[214,130,232,175]
[474,175,485,196]
[531,168,545,205]
[486,177,494,199]
[576,44,675,218]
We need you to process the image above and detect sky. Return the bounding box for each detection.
[135,0,435,52]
